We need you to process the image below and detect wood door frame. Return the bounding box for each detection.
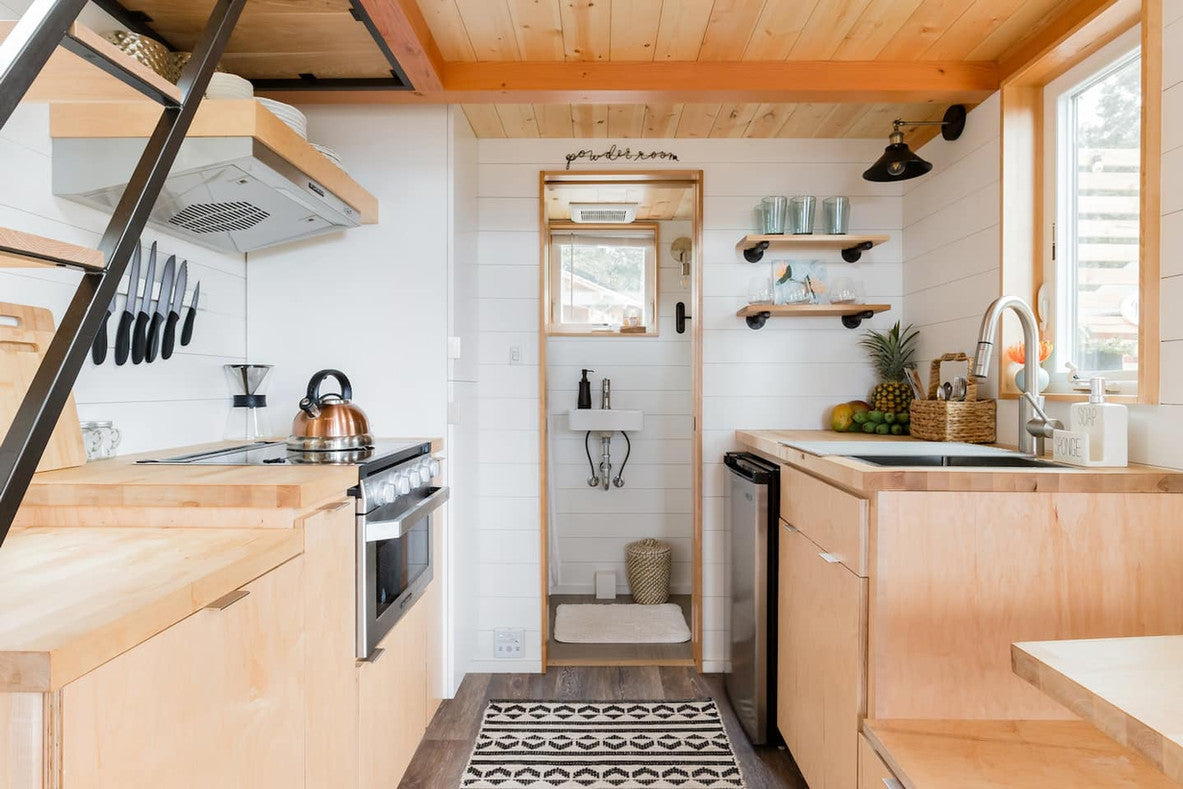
[538,169,705,671]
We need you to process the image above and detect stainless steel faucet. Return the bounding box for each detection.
[600,378,611,410]
[972,295,1056,456]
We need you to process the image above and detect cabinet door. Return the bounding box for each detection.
[357,580,431,788]
[778,525,866,789]
[60,559,305,788]
[858,734,901,789]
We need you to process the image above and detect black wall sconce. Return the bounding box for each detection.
[862,104,967,182]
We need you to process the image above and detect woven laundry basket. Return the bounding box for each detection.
[625,538,672,605]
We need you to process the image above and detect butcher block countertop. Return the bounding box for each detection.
[735,430,1183,494]
[0,526,301,692]
[1013,636,1183,784]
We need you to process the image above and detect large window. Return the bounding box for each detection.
[1045,33,1141,393]
[547,225,658,336]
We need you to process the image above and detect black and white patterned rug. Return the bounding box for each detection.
[460,699,745,788]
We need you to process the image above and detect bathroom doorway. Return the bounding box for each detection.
[538,171,704,670]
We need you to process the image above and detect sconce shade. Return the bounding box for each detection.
[862,140,933,182]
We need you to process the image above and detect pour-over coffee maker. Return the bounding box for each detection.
[224,364,274,440]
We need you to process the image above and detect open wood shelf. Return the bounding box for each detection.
[0,21,181,105]
[0,226,104,271]
[736,302,890,330]
[736,233,891,263]
[50,100,379,225]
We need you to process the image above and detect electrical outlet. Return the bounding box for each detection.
[494,628,524,659]
[509,345,522,365]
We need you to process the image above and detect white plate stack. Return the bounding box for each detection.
[256,98,308,139]
[206,73,254,100]
[311,143,346,172]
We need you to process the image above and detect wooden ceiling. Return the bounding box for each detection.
[545,181,696,221]
[107,0,1133,140]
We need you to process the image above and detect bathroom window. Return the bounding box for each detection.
[1044,33,1141,394]
[546,224,659,336]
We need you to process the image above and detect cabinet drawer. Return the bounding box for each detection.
[859,734,901,789]
[780,466,868,576]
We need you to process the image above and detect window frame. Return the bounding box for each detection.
[544,221,660,337]
[1040,28,1143,395]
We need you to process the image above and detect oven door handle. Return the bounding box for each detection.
[363,486,450,542]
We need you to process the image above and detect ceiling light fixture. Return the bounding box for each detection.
[862,105,968,182]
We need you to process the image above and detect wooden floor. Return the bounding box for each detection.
[399,666,807,788]
[546,593,695,666]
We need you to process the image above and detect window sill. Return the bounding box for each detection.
[546,328,660,338]
[998,391,1141,405]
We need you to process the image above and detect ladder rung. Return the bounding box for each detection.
[59,24,181,107]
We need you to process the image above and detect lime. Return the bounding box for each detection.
[867,411,884,423]
[891,424,903,435]
[897,411,910,424]
[875,423,890,435]
[883,412,896,424]
[862,422,877,433]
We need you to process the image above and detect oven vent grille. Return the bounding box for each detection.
[168,201,271,234]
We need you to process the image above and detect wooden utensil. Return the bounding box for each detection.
[0,302,88,472]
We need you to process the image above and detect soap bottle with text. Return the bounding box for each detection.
[1070,377,1128,467]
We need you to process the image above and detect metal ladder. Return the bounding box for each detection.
[0,0,247,548]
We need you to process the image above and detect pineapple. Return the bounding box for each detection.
[859,321,919,414]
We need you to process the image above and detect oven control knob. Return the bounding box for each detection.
[395,474,412,496]
[377,482,397,505]
[427,459,441,479]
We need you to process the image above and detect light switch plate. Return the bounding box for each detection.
[494,628,524,659]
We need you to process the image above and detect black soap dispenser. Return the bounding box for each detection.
[577,369,594,409]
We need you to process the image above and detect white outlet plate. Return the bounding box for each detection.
[494,628,524,659]
[509,345,522,364]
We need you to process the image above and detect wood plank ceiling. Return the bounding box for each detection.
[415,0,1074,140]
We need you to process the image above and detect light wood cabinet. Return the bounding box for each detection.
[858,734,899,789]
[780,467,868,576]
[778,521,866,789]
[59,557,305,787]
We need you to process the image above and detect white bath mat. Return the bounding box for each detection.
[554,603,691,644]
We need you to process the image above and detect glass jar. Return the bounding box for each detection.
[80,420,121,461]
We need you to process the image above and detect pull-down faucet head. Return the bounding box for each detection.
[973,295,1046,456]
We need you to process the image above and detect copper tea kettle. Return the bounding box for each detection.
[287,369,374,451]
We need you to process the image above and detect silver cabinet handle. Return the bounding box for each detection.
[204,590,249,611]
[783,523,798,533]
[357,647,385,665]
[819,552,841,564]
[364,486,450,542]
[883,779,904,789]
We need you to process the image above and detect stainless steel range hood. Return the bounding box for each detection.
[53,136,361,254]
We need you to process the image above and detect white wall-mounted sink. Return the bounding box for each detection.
[568,409,643,433]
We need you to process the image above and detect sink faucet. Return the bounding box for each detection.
[972,295,1057,457]
[601,378,611,410]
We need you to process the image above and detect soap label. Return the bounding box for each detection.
[1053,429,1091,466]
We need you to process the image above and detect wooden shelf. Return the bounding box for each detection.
[0,21,181,105]
[0,226,104,271]
[1013,636,1183,785]
[863,719,1179,788]
[736,233,890,263]
[736,302,890,330]
[50,100,379,225]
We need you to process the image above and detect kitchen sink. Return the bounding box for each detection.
[851,454,1059,468]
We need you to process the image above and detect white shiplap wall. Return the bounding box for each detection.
[546,219,693,596]
[0,103,247,454]
[903,3,1183,469]
[476,138,903,672]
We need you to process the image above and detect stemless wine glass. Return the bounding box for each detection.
[748,274,773,304]
[829,276,862,304]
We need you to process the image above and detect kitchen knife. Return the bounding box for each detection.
[145,255,175,363]
[161,260,187,360]
[113,240,141,366]
[132,241,157,364]
[90,292,115,365]
[180,281,200,347]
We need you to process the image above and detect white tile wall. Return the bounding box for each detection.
[475,138,903,672]
[0,103,247,453]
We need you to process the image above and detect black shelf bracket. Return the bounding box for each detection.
[742,240,770,263]
[841,310,876,329]
[745,312,770,330]
[841,241,875,263]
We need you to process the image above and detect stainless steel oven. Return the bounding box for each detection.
[356,453,449,659]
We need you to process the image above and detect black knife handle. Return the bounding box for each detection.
[162,311,179,360]
[114,311,133,366]
[131,311,149,364]
[146,312,163,363]
[91,313,109,365]
[180,307,196,346]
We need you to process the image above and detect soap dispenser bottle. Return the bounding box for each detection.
[578,369,593,409]
[1070,377,1128,466]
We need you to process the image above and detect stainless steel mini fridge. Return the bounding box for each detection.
[723,451,779,745]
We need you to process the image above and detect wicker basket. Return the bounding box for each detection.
[909,352,997,444]
[625,538,672,605]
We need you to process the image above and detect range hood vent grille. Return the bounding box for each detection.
[168,201,271,234]
[570,203,638,224]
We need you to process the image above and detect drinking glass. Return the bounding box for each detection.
[761,196,788,234]
[789,195,816,234]
[829,276,862,304]
[747,274,773,304]
[823,196,850,234]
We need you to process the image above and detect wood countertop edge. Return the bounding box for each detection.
[0,528,303,693]
[735,430,1183,494]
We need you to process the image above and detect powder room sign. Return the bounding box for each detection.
[564,145,679,170]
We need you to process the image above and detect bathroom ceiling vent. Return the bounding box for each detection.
[570,203,638,224]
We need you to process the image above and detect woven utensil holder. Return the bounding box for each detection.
[909,352,997,443]
[625,538,672,605]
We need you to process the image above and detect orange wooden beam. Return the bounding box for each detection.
[998,0,1139,86]
[260,60,999,105]
[356,0,444,92]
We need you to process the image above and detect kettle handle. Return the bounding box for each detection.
[302,369,352,416]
